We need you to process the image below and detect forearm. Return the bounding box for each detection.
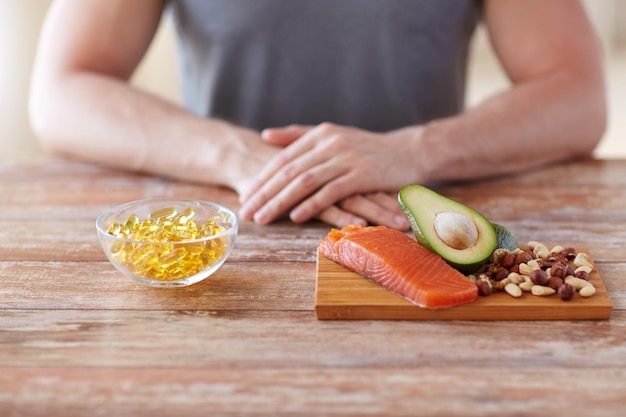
[30,72,271,193]
[412,68,606,183]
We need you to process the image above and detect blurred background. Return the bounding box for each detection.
[1,0,624,162]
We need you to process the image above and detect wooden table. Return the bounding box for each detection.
[1,157,625,416]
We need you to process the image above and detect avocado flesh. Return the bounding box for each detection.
[398,184,497,274]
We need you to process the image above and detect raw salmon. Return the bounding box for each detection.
[319,224,478,308]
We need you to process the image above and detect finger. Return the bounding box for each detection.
[365,191,404,214]
[238,149,302,205]
[261,125,311,146]
[288,171,364,224]
[316,205,367,229]
[240,145,336,221]
[252,162,348,225]
[238,155,287,205]
[241,125,349,220]
[239,129,319,204]
[338,194,409,230]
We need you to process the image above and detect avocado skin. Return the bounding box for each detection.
[398,184,497,275]
[492,223,518,251]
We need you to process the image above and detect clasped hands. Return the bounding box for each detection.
[239,122,417,230]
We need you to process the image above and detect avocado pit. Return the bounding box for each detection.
[433,211,478,250]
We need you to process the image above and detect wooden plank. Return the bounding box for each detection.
[315,248,613,320]
[1,367,625,417]
[0,261,315,311]
[2,310,626,368]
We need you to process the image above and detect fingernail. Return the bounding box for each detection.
[289,207,304,223]
[395,215,409,228]
[239,193,253,204]
[253,208,269,224]
[239,206,252,220]
[355,217,368,226]
[261,129,274,140]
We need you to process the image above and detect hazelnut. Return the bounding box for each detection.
[547,276,564,291]
[558,283,575,301]
[515,251,534,265]
[575,270,590,281]
[501,252,516,269]
[493,267,510,282]
[476,280,492,296]
[530,269,549,286]
[550,263,567,279]
[560,247,577,260]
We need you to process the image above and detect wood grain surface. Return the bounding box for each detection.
[1,157,626,417]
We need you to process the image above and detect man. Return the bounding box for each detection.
[29,0,606,229]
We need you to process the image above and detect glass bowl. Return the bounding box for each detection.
[96,199,238,287]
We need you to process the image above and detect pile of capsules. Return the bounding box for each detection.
[106,206,228,281]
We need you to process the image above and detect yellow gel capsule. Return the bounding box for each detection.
[107,223,122,236]
[175,207,196,224]
[160,247,187,267]
[106,205,228,280]
[149,206,178,221]
[124,215,139,229]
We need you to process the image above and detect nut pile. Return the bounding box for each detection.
[467,241,597,301]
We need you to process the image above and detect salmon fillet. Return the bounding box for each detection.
[319,225,478,308]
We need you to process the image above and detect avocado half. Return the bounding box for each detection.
[398,184,497,274]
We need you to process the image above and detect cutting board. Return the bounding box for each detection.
[315,248,613,320]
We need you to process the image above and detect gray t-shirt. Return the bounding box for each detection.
[168,0,480,132]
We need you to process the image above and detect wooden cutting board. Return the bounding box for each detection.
[315,248,613,320]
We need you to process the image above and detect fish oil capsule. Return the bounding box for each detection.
[160,247,187,267]
[107,223,123,236]
[175,207,196,224]
[125,214,139,229]
[107,205,229,280]
[149,206,178,221]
